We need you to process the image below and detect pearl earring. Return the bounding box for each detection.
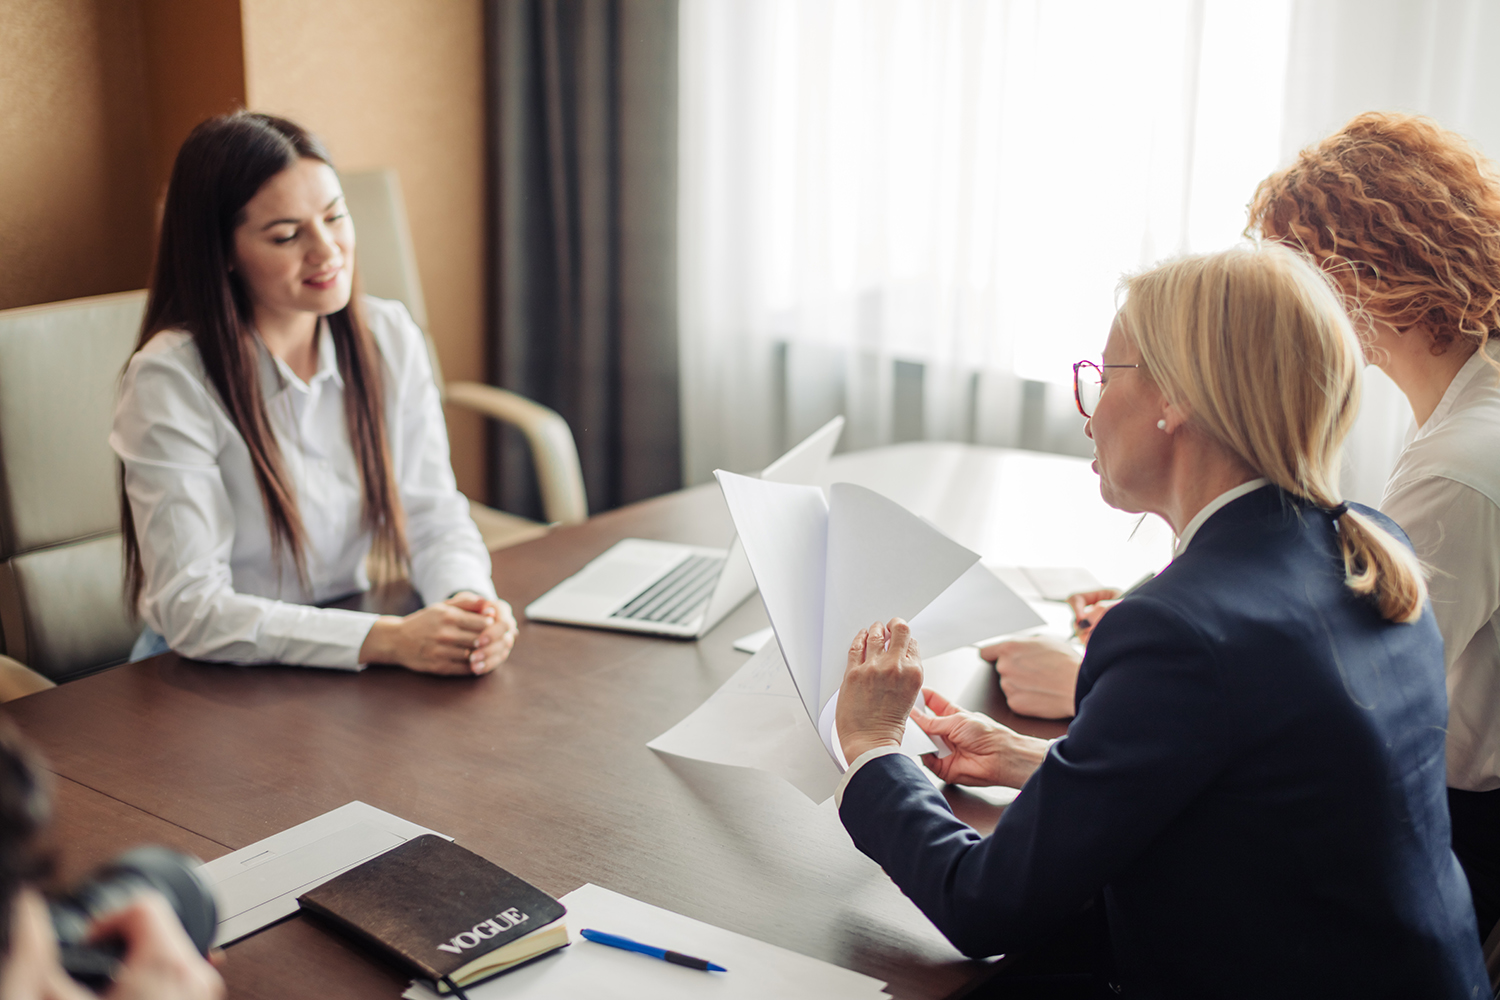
[1157,419,1168,431]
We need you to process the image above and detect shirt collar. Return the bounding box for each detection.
[257,318,344,397]
[1416,337,1500,441]
[1173,478,1271,556]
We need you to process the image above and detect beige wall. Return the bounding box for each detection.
[0,0,246,310]
[139,0,247,199]
[241,0,488,498]
[0,0,156,309]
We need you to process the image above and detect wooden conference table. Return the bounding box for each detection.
[5,443,1171,999]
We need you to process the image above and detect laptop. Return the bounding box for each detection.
[524,417,845,638]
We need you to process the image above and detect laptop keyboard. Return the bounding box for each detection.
[609,554,726,626]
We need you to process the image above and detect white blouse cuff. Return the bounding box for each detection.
[834,745,907,808]
[416,566,500,606]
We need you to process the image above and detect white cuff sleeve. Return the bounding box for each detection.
[414,561,500,606]
[834,745,907,808]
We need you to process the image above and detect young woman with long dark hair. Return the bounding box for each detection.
[111,112,517,674]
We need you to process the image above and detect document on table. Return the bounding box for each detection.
[402,883,890,1000]
[197,800,446,946]
[731,625,774,653]
[650,474,1042,800]
[1017,566,1106,602]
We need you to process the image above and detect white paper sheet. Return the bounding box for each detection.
[654,474,1043,800]
[401,883,890,1000]
[715,473,830,720]
[815,484,979,750]
[717,472,995,762]
[908,562,1045,654]
[649,641,843,801]
[731,563,1043,665]
[200,801,445,946]
[651,567,1043,802]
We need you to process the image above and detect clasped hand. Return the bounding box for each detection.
[980,587,1120,719]
[358,592,519,675]
[836,619,1049,790]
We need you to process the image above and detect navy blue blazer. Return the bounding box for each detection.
[840,486,1487,998]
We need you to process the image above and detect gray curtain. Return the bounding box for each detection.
[485,0,680,519]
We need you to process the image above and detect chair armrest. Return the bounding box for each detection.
[443,381,588,525]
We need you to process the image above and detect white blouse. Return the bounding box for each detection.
[1382,339,1500,792]
[111,296,497,670]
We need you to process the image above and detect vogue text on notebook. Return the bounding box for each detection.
[298,835,568,995]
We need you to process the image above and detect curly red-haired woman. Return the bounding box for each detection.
[1249,111,1500,942]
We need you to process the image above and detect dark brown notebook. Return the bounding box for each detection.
[298,835,568,993]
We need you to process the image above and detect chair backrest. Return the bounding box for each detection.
[0,291,145,680]
[341,167,589,528]
[340,168,448,395]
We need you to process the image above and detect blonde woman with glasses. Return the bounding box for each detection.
[829,245,1485,996]
[974,361,1142,718]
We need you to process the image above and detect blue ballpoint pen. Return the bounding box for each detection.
[580,928,729,972]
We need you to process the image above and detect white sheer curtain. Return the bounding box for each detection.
[679,0,1291,484]
[678,0,1500,502]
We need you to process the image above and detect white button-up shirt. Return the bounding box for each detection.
[1382,339,1500,791]
[111,296,497,669]
[1172,478,1270,556]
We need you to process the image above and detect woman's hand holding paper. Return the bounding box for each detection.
[913,689,1050,789]
[837,619,925,763]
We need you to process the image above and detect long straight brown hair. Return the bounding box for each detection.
[122,112,408,610]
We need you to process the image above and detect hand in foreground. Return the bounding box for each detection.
[0,888,93,1000]
[94,892,225,1000]
[359,597,507,675]
[837,619,924,764]
[913,689,1050,789]
[445,592,519,673]
[981,634,1083,719]
[1068,588,1122,644]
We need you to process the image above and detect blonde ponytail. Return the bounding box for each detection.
[1119,245,1427,624]
[1332,508,1426,624]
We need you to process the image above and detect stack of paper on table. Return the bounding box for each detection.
[650,473,1042,801]
[988,565,1105,603]
[197,801,446,946]
[402,883,890,1000]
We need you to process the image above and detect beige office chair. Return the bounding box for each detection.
[0,290,146,687]
[340,169,587,547]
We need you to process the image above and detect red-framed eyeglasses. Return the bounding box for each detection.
[1072,360,1141,418]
